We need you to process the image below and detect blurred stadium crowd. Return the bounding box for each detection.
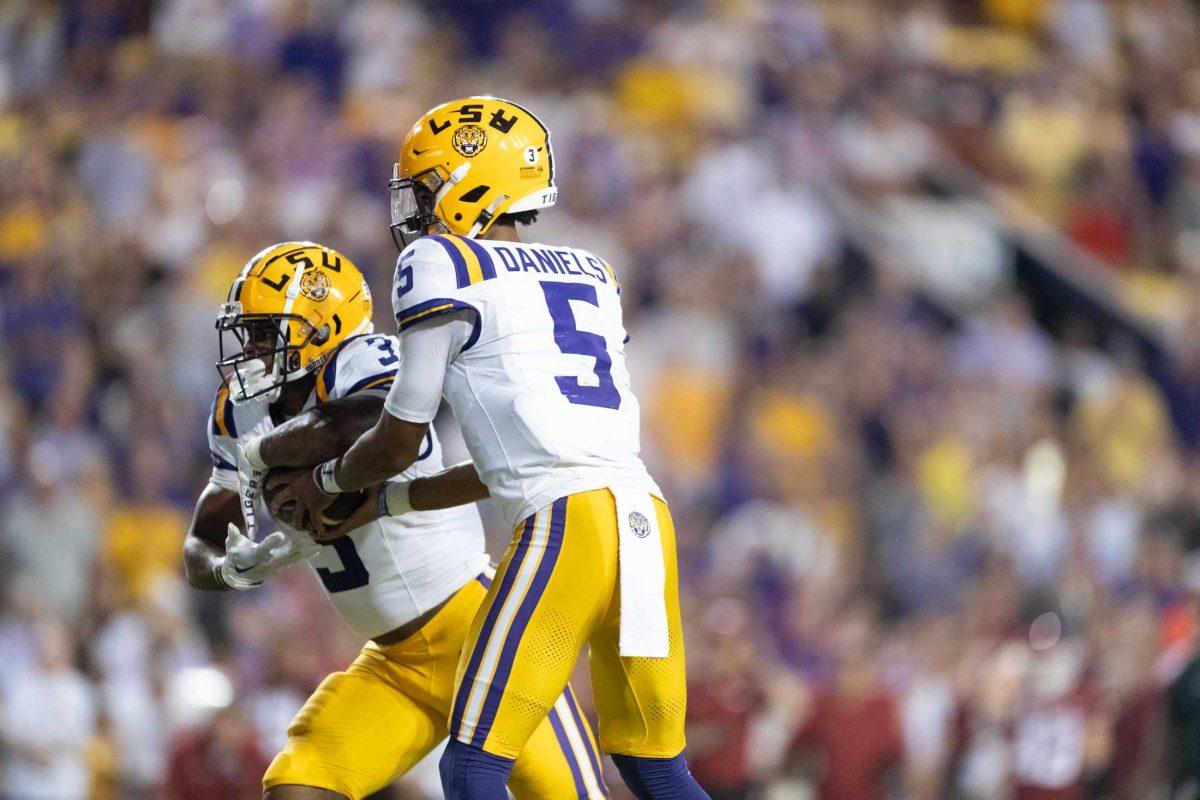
[4,0,1200,798]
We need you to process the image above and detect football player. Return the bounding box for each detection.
[276,99,709,799]
[183,241,608,800]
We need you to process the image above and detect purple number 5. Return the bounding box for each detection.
[540,281,621,409]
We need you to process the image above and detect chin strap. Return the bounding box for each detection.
[466,194,509,238]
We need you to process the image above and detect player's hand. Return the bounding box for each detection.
[219,523,318,590]
[263,467,335,534]
[263,466,302,525]
[310,484,383,543]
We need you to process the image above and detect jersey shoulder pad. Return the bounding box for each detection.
[314,333,398,403]
[392,235,490,332]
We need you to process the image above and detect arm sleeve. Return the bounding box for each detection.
[382,314,473,423]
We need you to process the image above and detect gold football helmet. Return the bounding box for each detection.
[389,96,556,247]
[216,242,373,403]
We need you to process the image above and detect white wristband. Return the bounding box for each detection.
[241,435,269,471]
[315,459,344,494]
[382,480,413,517]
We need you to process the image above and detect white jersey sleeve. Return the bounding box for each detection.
[207,385,240,492]
[383,316,473,423]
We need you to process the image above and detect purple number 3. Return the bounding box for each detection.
[540,281,621,410]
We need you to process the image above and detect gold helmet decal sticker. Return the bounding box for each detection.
[452,124,488,157]
[299,269,331,301]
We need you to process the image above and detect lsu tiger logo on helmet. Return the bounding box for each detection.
[451,124,488,157]
[389,96,557,247]
[215,242,373,403]
[299,269,330,301]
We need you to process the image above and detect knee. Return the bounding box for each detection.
[439,738,517,800]
[610,753,710,800]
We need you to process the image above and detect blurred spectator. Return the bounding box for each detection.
[2,621,96,800]
[1008,643,1109,800]
[1,441,104,621]
[685,600,766,800]
[787,613,903,800]
[164,706,269,800]
[101,436,188,605]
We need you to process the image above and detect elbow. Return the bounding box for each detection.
[182,538,211,589]
[182,560,204,590]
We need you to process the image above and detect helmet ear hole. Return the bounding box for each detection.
[314,325,330,345]
[458,185,489,203]
[287,351,301,372]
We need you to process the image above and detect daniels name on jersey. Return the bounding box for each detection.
[392,234,661,529]
[208,333,488,640]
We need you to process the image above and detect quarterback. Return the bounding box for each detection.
[280,99,710,799]
[183,241,608,799]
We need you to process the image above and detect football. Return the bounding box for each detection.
[261,468,366,527]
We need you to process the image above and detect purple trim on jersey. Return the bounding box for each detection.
[342,370,396,396]
[395,298,482,351]
[451,516,537,739]
[428,235,471,288]
[468,497,568,747]
[459,236,498,281]
[210,452,236,471]
[548,707,589,798]
[476,572,493,589]
[566,684,608,794]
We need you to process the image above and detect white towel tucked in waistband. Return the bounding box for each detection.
[614,488,669,658]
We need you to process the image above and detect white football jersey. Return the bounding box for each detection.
[391,234,660,529]
[207,332,488,640]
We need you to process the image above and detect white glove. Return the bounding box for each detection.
[237,434,270,541]
[217,524,319,590]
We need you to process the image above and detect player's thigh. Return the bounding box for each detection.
[450,493,613,758]
[589,498,688,758]
[510,683,609,799]
[263,660,445,800]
